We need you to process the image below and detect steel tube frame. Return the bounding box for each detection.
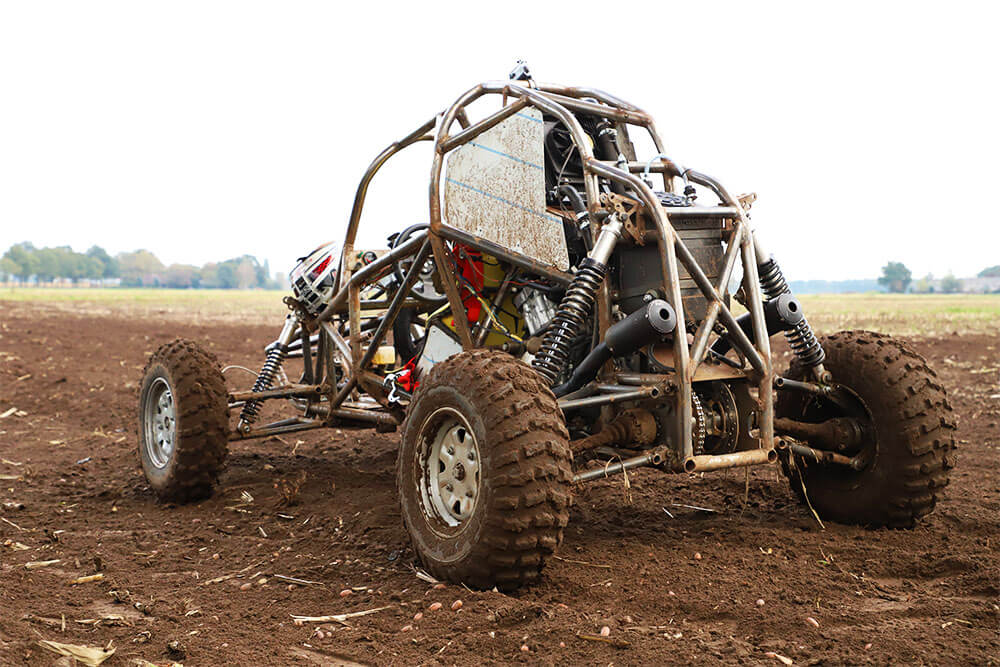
[236,80,779,476]
[784,441,858,469]
[229,418,325,441]
[357,240,433,370]
[558,385,663,412]
[683,447,776,473]
[688,223,744,371]
[584,158,693,456]
[316,232,426,323]
[573,447,668,484]
[427,82,774,467]
[229,383,324,403]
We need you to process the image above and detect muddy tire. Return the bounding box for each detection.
[776,330,957,527]
[138,339,230,502]
[398,349,573,590]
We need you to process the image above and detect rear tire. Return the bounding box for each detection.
[776,330,957,527]
[398,350,573,590]
[138,339,230,502]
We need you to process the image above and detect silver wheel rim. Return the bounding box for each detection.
[143,377,176,469]
[420,408,481,528]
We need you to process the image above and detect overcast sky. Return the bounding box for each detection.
[1,2,997,281]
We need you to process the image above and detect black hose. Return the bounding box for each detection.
[557,184,588,220]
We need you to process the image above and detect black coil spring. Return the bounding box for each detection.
[758,258,789,298]
[238,347,286,425]
[787,319,826,366]
[758,258,826,367]
[532,259,607,385]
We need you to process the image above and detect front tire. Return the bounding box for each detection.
[138,339,230,502]
[776,330,957,527]
[398,350,573,590]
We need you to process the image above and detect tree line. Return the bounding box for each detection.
[878,261,1000,294]
[0,242,281,289]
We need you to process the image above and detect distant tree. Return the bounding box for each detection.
[199,262,220,288]
[216,262,238,289]
[82,256,104,280]
[33,247,63,281]
[3,243,281,289]
[979,265,1000,278]
[207,255,271,289]
[3,243,39,280]
[164,264,201,288]
[234,259,256,289]
[0,256,20,281]
[117,250,165,286]
[86,245,119,279]
[939,273,963,294]
[878,261,912,293]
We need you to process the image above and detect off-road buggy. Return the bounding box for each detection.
[138,65,957,590]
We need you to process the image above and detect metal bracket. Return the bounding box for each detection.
[737,192,757,213]
[599,192,643,245]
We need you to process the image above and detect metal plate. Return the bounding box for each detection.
[443,107,569,271]
[416,323,465,377]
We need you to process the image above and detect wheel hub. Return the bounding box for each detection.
[143,377,176,469]
[421,409,481,528]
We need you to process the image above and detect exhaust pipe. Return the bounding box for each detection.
[552,299,676,397]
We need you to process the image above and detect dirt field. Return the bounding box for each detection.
[1,294,997,665]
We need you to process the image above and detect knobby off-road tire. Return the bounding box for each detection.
[138,339,230,502]
[776,330,957,527]
[398,349,573,590]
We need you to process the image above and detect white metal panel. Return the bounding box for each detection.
[416,324,465,377]
[443,107,569,270]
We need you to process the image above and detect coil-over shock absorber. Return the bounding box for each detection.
[533,215,624,385]
[753,235,826,370]
[237,314,299,433]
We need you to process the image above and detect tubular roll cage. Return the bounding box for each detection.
[233,80,778,477]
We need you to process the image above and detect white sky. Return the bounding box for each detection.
[1,2,997,281]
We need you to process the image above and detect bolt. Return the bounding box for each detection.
[447,446,455,455]
[467,451,475,461]
[445,484,453,492]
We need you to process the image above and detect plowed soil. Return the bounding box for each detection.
[1,301,997,665]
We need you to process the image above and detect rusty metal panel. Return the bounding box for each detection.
[443,107,569,271]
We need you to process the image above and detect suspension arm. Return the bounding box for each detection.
[774,417,868,454]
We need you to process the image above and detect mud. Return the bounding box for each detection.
[0,302,997,665]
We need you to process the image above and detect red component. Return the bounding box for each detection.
[452,244,484,323]
[397,358,419,393]
[308,254,332,281]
